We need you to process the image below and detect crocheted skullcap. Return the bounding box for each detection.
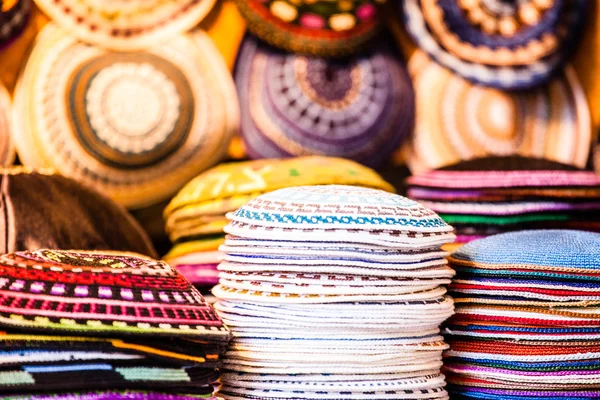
[401,0,588,89]
[403,51,591,174]
[235,35,415,168]
[12,23,238,209]
[33,0,216,50]
[233,0,382,57]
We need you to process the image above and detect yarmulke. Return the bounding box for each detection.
[214,184,454,398]
[0,167,157,257]
[0,248,230,339]
[235,35,414,167]
[226,185,454,246]
[0,0,30,48]
[33,0,216,50]
[165,156,395,218]
[403,51,591,174]
[407,157,600,243]
[401,0,588,89]
[450,230,600,270]
[445,230,600,396]
[13,23,238,209]
[233,0,381,57]
[0,81,15,166]
[163,157,394,289]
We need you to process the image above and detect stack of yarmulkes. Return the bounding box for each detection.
[407,156,600,244]
[163,156,394,290]
[0,249,230,398]
[213,185,456,399]
[445,230,600,398]
[401,0,588,89]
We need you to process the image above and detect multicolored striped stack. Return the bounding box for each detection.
[407,157,600,244]
[0,249,230,399]
[444,230,600,398]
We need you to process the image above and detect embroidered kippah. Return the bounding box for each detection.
[0,249,230,340]
[403,51,591,174]
[235,35,414,168]
[0,168,157,257]
[401,0,588,89]
[12,24,238,209]
[226,185,453,242]
[233,0,382,57]
[0,0,30,49]
[33,0,216,50]
[0,82,14,167]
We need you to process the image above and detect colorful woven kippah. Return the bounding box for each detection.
[403,51,591,174]
[401,0,588,89]
[33,0,216,50]
[12,23,238,209]
[0,82,14,167]
[0,168,157,257]
[235,35,414,167]
[0,0,30,48]
[233,0,381,57]
[0,249,230,340]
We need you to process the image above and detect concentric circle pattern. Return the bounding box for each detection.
[236,35,415,168]
[0,82,14,167]
[33,0,216,50]
[403,51,591,174]
[234,0,382,57]
[13,23,239,209]
[401,0,588,89]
